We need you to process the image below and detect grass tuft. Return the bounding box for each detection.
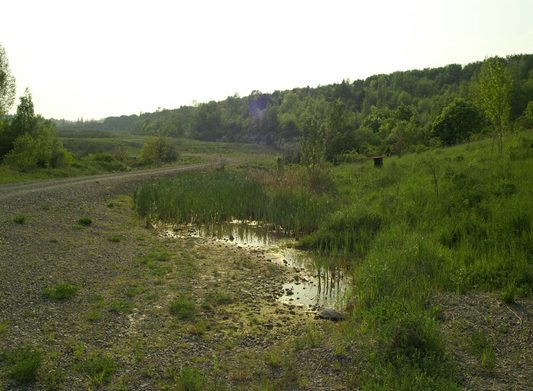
[78,217,92,226]
[42,283,78,301]
[170,298,196,320]
[13,214,26,224]
[3,347,42,385]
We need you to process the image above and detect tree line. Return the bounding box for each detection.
[56,54,533,159]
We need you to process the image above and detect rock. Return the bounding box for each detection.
[317,308,345,321]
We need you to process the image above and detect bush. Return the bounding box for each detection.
[4,119,73,171]
[432,98,485,146]
[141,136,178,166]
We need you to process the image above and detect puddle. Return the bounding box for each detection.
[158,221,351,312]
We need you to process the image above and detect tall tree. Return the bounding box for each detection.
[473,57,513,155]
[0,44,16,116]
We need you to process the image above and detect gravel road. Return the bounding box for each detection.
[0,162,216,201]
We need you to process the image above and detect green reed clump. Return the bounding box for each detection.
[134,171,330,234]
[298,206,383,256]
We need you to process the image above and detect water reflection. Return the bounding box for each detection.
[159,221,351,311]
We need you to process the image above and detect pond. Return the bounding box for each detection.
[159,220,351,312]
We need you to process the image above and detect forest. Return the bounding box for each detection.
[55,54,533,159]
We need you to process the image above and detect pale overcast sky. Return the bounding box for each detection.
[1,0,532,120]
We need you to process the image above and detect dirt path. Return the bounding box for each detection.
[0,163,346,390]
[0,162,218,201]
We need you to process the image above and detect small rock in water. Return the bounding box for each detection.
[229,235,235,241]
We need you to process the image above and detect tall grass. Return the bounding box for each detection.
[134,171,331,235]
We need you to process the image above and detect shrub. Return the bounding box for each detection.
[5,119,73,171]
[432,98,486,146]
[141,136,178,166]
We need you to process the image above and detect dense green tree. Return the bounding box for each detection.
[0,44,16,116]
[4,90,72,170]
[473,57,513,154]
[432,98,485,145]
[1,89,37,157]
[52,54,533,159]
[5,118,73,170]
[522,101,533,128]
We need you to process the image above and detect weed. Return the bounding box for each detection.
[173,366,205,391]
[108,235,122,243]
[78,217,92,226]
[108,299,135,314]
[75,352,116,386]
[170,298,196,320]
[187,320,208,336]
[137,251,172,275]
[481,346,496,374]
[0,321,8,337]
[13,214,25,224]
[203,290,233,309]
[264,348,284,369]
[501,282,518,303]
[3,347,42,385]
[42,283,78,301]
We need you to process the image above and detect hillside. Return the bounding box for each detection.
[55,54,533,155]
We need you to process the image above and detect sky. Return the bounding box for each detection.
[1,0,532,120]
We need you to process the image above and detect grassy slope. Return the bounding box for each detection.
[134,130,533,389]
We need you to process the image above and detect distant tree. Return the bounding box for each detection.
[0,44,16,116]
[5,118,73,170]
[473,57,513,154]
[522,101,533,128]
[141,136,178,166]
[299,98,327,177]
[432,98,485,145]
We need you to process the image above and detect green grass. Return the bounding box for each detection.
[42,283,78,301]
[132,131,533,389]
[172,366,205,391]
[75,352,116,386]
[170,298,197,320]
[12,214,26,224]
[2,347,42,385]
[78,217,92,226]
[134,170,331,235]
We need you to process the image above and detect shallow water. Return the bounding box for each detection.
[159,221,351,311]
